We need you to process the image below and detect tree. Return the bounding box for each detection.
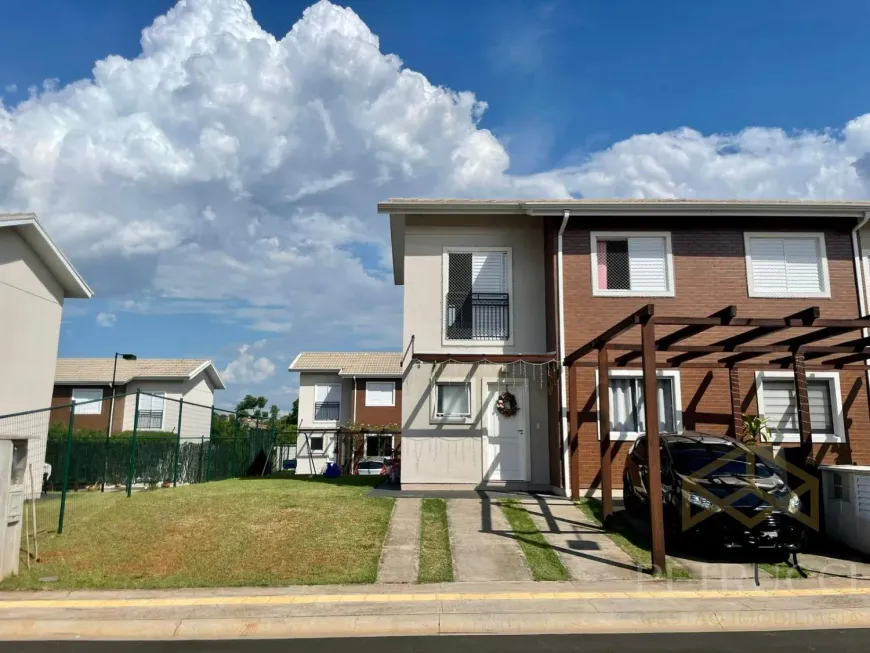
[288,399,298,426]
[235,394,267,421]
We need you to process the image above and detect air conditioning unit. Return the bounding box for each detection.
[819,465,870,555]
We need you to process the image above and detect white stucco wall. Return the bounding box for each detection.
[399,215,551,486]
[295,372,353,474]
[121,371,217,440]
[0,229,65,475]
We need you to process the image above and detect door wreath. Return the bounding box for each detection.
[496,390,520,417]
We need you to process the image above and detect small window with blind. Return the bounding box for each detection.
[313,384,341,422]
[72,388,103,415]
[365,381,395,407]
[756,372,844,442]
[744,233,829,298]
[601,371,682,440]
[443,248,511,342]
[590,232,674,297]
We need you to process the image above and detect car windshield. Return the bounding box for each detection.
[668,441,776,479]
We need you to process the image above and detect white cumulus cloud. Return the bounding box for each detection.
[221,343,276,384]
[95,312,117,327]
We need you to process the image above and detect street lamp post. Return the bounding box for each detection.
[101,352,137,492]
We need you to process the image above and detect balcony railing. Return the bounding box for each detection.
[138,410,164,430]
[445,292,510,341]
[314,402,340,421]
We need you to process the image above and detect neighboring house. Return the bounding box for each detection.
[288,352,402,474]
[379,198,870,496]
[53,358,225,440]
[0,213,93,479]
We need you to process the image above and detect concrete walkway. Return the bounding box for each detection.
[377,498,421,584]
[2,578,870,639]
[518,496,644,581]
[447,498,532,582]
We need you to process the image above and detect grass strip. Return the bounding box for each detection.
[418,498,453,583]
[759,562,805,579]
[576,498,693,580]
[500,499,570,581]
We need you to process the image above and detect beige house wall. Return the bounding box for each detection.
[121,372,217,440]
[296,372,353,474]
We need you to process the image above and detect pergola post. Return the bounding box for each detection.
[793,352,814,464]
[728,368,743,439]
[642,315,667,574]
[598,347,613,520]
[568,363,580,500]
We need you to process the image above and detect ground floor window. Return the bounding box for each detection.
[435,382,471,418]
[365,435,393,457]
[308,435,325,452]
[755,372,844,441]
[601,371,682,439]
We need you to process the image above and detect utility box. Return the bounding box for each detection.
[819,465,870,556]
[0,434,34,580]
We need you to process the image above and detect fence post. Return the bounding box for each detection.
[126,390,140,498]
[232,411,240,477]
[57,408,75,534]
[173,398,183,487]
[261,424,279,476]
[205,406,215,482]
[198,436,205,482]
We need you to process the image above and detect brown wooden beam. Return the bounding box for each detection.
[413,353,557,364]
[823,350,870,367]
[642,316,667,574]
[567,364,580,500]
[577,360,870,370]
[615,306,737,366]
[598,348,613,521]
[564,305,653,366]
[668,307,820,366]
[770,335,870,365]
[793,353,814,463]
[729,368,743,439]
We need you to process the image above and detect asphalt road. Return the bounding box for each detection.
[3,631,870,652]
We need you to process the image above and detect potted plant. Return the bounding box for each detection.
[741,414,775,474]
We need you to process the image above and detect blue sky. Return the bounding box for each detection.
[2,0,870,408]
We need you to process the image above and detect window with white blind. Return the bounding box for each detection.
[443,248,512,342]
[365,381,395,407]
[314,384,341,422]
[598,371,682,440]
[137,392,165,430]
[755,372,844,442]
[744,233,829,298]
[590,232,674,297]
[72,388,103,415]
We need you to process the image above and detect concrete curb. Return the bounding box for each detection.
[2,608,870,640]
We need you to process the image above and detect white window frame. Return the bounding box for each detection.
[313,384,341,424]
[137,392,166,431]
[72,388,103,415]
[754,371,845,443]
[306,433,326,453]
[594,369,683,441]
[590,231,675,298]
[365,381,396,407]
[431,380,473,424]
[441,246,514,347]
[744,232,830,299]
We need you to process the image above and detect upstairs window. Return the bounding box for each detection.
[137,392,165,430]
[365,382,395,407]
[72,388,103,415]
[591,232,674,297]
[314,384,341,422]
[444,249,511,341]
[745,233,829,298]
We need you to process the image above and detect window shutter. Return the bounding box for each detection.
[471,252,506,293]
[783,238,824,294]
[315,385,340,403]
[749,238,789,294]
[761,380,798,433]
[366,382,394,406]
[807,380,834,433]
[627,237,668,292]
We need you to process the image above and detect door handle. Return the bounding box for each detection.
[518,430,524,435]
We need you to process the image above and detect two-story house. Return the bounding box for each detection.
[380,199,870,497]
[289,352,402,474]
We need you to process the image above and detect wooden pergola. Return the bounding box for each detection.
[563,304,870,573]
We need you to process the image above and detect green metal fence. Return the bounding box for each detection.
[0,391,284,537]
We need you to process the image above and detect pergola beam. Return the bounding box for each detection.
[564,304,653,366]
[770,335,870,365]
[614,305,737,366]
[413,353,557,364]
[823,349,870,367]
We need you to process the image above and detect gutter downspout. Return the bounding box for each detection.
[852,212,870,432]
[557,210,571,496]
[352,375,358,423]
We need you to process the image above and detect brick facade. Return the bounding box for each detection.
[352,378,402,427]
[555,217,870,490]
[51,384,127,434]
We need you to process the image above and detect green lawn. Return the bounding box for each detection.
[4,476,393,590]
[576,498,692,580]
[418,498,453,583]
[500,499,570,581]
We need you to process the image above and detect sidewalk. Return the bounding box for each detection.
[2,576,870,640]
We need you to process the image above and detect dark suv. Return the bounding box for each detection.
[623,431,806,550]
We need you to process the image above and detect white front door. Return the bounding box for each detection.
[484,383,528,482]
